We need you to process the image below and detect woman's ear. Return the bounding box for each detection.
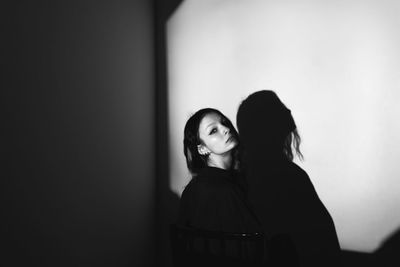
[197,144,210,156]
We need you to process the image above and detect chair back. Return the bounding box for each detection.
[170,224,266,267]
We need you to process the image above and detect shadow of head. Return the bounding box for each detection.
[236,90,298,160]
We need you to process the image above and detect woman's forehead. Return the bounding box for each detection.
[199,113,221,129]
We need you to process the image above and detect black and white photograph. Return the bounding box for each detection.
[3,0,400,266]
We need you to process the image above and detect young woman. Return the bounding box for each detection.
[177,108,260,233]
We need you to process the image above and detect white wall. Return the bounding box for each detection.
[167,0,400,252]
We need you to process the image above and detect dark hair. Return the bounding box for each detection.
[183,108,240,175]
[237,90,303,161]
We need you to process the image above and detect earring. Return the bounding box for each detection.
[198,145,210,156]
[199,149,210,156]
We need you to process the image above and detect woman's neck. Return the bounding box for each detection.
[207,153,232,170]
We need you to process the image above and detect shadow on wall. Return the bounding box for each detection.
[155,0,184,267]
[375,227,400,267]
[341,227,400,267]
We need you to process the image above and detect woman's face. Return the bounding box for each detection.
[197,112,238,156]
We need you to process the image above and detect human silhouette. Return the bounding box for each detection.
[375,227,400,267]
[236,90,341,267]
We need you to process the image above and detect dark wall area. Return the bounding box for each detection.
[3,1,155,266]
[154,1,183,266]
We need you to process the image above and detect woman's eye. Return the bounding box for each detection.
[209,128,217,135]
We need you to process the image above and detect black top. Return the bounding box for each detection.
[177,167,261,233]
